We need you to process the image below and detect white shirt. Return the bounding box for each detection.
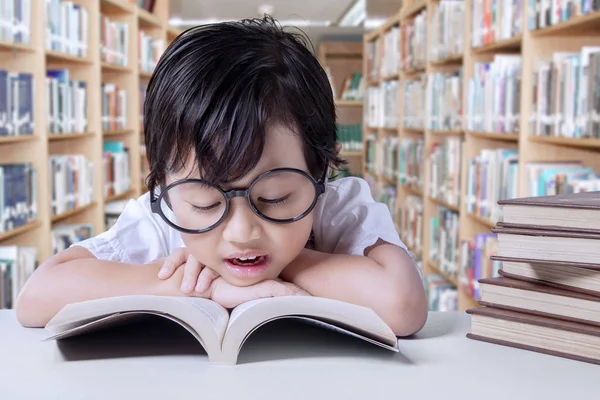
[75,177,411,264]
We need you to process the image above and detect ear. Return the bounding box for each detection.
[335,141,342,155]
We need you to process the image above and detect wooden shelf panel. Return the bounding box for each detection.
[48,132,95,141]
[46,50,92,64]
[105,189,136,203]
[430,54,463,66]
[100,0,135,14]
[103,129,135,137]
[0,221,41,242]
[472,35,522,54]
[529,135,600,149]
[400,184,424,197]
[101,62,133,73]
[51,203,97,224]
[0,135,38,144]
[138,9,163,29]
[335,100,363,107]
[429,196,460,213]
[400,0,427,20]
[467,212,497,230]
[340,151,363,157]
[467,131,519,142]
[139,71,153,79]
[430,130,463,136]
[427,260,459,287]
[0,40,34,53]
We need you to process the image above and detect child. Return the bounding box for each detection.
[16,16,427,336]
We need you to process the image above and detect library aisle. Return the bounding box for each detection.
[364,0,600,312]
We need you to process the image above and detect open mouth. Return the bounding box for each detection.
[224,254,270,278]
[228,255,266,266]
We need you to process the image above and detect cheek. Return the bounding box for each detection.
[270,215,314,258]
[179,232,220,266]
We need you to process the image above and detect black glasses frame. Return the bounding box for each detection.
[150,167,328,234]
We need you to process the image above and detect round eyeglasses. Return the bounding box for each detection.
[150,167,328,234]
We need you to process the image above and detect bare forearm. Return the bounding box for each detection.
[15,247,169,328]
[281,245,428,336]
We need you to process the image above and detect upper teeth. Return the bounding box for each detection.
[239,256,258,261]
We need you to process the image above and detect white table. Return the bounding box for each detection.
[0,310,598,399]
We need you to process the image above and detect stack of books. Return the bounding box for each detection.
[466,191,600,365]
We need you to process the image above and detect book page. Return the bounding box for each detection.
[173,297,229,343]
[219,296,399,364]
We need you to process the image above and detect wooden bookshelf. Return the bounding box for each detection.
[0,0,179,263]
[363,2,600,312]
[318,41,365,178]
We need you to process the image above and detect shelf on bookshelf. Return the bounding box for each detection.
[403,127,425,134]
[340,151,363,157]
[466,212,496,230]
[400,0,427,20]
[471,35,522,54]
[0,40,34,53]
[531,10,600,37]
[428,196,460,213]
[105,189,136,203]
[430,54,463,66]
[139,71,153,79]
[381,73,400,82]
[51,203,97,224]
[402,68,425,78]
[0,135,38,144]
[335,100,363,107]
[467,131,519,142]
[45,50,92,65]
[381,176,397,186]
[100,0,135,14]
[101,63,133,73]
[103,129,135,137]
[528,135,600,150]
[48,132,95,141]
[138,9,163,28]
[430,130,463,136]
[0,221,41,243]
[427,260,458,287]
[400,185,423,197]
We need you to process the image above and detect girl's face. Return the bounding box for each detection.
[164,124,316,287]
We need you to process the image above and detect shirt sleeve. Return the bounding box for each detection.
[73,194,172,264]
[312,177,413,258]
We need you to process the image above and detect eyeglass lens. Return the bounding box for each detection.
[159,170,318,231]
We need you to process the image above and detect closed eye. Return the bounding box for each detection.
[258,193,291,204]
[190,202,221,211]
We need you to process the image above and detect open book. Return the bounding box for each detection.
[44,295,399,365]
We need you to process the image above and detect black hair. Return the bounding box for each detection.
[144,15,345,189]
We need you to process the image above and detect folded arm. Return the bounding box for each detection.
[15,246,181,328]
[280,240,428,337]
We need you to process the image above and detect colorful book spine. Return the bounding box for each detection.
[426,70,463,132]
[429,0,464,62]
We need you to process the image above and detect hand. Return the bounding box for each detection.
[157,247,219,294]
[208,277,310,309]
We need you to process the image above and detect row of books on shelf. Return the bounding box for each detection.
[0,0,31,45]
[471,0,523,49]
[100,14,129,67]
[0,69,34,136]
[0,67,155,137]
[336,123,363,152]
[528,0,600,31]
[0,143,130,232]
[366,16,600,140]
[0,245,36,309]
[45,0,89,58]
[0,163,36,234]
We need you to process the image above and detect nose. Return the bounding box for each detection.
[221,198,262,243]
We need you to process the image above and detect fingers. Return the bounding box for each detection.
[180,254,203,294]
[195,266,220,293]
[157,247,189,279]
